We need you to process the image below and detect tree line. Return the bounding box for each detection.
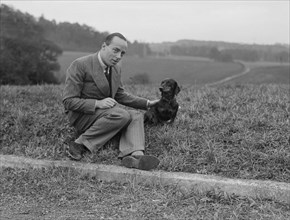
[154,40,289,63]
[0,4,62,85]
[38,16,152,57]
[1,4,288,85]
[0,4,152,85]
[168,45,289,63]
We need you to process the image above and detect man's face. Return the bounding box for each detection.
[100,36,128,66]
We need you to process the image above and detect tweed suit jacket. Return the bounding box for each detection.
[63,52,148,126]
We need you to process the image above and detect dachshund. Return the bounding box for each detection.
[144,78,180,125]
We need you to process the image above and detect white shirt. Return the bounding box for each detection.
[97,52,107,73]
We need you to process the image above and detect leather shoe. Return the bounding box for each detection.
[121,155,160,170]
[66,142,88,161]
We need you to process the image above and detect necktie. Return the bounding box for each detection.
[104,66,111,81]
[104,66,112,97]
[104,66,110,76]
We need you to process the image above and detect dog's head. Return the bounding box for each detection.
[159,78,180,99]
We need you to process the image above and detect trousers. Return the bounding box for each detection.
[74,107,145,158]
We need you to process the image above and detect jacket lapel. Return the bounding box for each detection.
[111,66,121,97]
[91,52,110,97]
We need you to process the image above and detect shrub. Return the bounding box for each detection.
[0,4,62,85]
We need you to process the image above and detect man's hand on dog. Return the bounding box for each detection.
[144,78,180,125]
[147,99,159,108]
[95,98,117,109]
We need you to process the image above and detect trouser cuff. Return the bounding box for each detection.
[76,136,95,153]
[118,148,145,159]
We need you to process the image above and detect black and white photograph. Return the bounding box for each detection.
[1,0,289,219]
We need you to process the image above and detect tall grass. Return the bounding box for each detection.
[0,83,289,182]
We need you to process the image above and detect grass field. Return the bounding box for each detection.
[56,51,289,85]
[1,83,289,183]
[121,56,245,84]
[228,65,290,84]
[1,55,289,218]
[1,167,289,219]
[55,51,245,85]
[56,51,91,82]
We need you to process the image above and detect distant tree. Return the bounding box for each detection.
[158,40,290,63]
[127,41,152,57]
[0,4,62,85]
[171,45,217,58]
[223,49,259,62]
[209,47,221,60]
[219,52,233,62]
[208,47,233,62]
[38,15,152,56]
[170,45,185,56]
[275,51,289,63]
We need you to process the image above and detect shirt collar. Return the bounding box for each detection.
[97,52,107,71]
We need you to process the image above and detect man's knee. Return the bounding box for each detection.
[127,110,143,121]
[108,108,132,126]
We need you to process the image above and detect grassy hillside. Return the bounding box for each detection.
[56,51,289,85]
[56,51,91,82]
[229,65,290,84]
[1,83,289,183]
[55,51,244,84]
[121,56,244,84]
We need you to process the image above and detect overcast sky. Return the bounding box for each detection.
[2,0,289,45]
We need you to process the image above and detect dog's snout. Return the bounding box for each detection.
[161,86,171,92]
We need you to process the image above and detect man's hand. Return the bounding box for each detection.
[95,98,117,109]
[147,99,159,108]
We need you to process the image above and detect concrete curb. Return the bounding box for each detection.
[1,154,289,203]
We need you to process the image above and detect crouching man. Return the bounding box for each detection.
[62,32,160,170]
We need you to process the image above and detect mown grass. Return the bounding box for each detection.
[230,65,290,84]
[1,167,289,219]
[121,56,244,85]
[55,51,244,84]
[56,51,91,82]
[0,83,289,183]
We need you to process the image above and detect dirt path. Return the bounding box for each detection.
[207,65,250,86]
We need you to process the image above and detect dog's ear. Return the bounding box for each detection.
[174,82,181,95]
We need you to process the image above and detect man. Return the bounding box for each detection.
[63,32,160,170]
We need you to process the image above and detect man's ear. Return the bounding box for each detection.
[101,42,106,50]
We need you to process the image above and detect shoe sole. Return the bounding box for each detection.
[122,155,160,171]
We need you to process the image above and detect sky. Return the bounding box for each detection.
[2,0,290,45]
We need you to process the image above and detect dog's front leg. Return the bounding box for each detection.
[168,104,179,124]
[144,110,159,125]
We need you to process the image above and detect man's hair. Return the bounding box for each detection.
[105,32,127,45]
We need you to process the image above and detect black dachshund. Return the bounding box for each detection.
[144,78,180,125]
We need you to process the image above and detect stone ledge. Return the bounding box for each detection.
[1,154,289,203]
